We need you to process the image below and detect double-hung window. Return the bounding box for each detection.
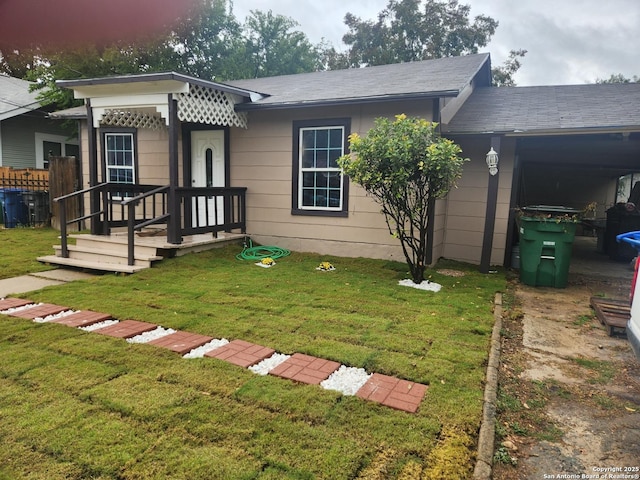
[292,118,350,216]
[104,131,136,185]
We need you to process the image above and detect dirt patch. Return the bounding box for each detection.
[493,273,640,480]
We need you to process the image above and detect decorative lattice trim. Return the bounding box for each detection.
[101,109,166,131]
[178,85,248,129]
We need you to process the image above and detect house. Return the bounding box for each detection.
[40,53,640,275]
[0,75,79,169]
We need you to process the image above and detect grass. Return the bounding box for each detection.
[571,357,616,384]
[0,226,60,278]
[0,230,506,479]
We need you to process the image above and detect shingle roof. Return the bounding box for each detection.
[0,75,41,121]
[443,83,640,134]
[226,53,491,110]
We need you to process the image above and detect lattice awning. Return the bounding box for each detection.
[177,84,248,129]
[101,108,167,131]
[94,83,249,130]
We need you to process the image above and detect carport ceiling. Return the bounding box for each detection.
[516,133,640,176]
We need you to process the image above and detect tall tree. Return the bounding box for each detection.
[4,0,325,113]
[242,10,322,78]
[341,0,498,67]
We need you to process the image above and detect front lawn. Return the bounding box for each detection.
[0,238,505,479]
[0,226,60,279]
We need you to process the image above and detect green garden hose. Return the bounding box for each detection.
[235,238,290,261]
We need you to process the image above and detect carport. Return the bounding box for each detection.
[444,83,640,269]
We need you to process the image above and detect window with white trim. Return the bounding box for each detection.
[105,132,135,184]
[292,119,350,216]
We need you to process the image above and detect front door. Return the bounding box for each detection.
[191,130,225,227]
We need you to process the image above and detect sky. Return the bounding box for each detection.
[232,0,640,86]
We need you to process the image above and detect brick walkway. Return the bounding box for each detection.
[0,297,428,413]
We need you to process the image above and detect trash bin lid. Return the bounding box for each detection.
[521,205,582,215]
[617,231,640,251]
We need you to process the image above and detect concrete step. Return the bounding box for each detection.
[36,255,149,274]
[52,245,162,267]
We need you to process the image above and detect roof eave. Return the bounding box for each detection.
[235,90,460,111]
[444,125,640,136]
[0,101,42,121]
[57,72,260,100]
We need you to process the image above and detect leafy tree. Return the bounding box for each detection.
[596,73,639,84]
[338,114,468,284]
[492,49,527,87]
[164,0,245,80]
[341,0,498,67]
[2,0,325,113]
[242,10,322,78]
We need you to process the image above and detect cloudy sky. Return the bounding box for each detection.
[232,0,639,86]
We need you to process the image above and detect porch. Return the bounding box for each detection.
[38,182,247,273]
[41,72,258,273]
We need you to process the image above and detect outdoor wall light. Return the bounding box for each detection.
[486,147,499,176]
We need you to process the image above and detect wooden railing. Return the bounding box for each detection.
[55,183,247,265]
[122,185,171,265]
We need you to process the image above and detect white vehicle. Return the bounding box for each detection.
[617,232,640,360]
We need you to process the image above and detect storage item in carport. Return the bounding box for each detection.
[605,203,640,261]
[615,231,640,360]
[517,215,577,288]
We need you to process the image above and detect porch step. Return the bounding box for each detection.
[52,245,162,268]
[36,255,149,274]
[71,234,160,258]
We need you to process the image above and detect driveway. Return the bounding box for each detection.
[494,240,640,479]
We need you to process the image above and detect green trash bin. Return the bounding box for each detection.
[518,216,578,288]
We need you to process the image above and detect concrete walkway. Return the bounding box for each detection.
[0,269,95,297]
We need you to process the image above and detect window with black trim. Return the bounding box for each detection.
[292,118,350,216]
[104,131,136,184]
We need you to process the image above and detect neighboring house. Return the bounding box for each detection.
[44,53,640,273]
[0,75,79,169]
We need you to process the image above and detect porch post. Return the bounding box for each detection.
[86,100,102,235]
[480,136,501,274]
[167,95,182,244]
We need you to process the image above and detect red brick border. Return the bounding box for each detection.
[50,310,112,328]
[148,331,214,355]
[8,303,69,320]
[93,320,157,338]
[205,339,275,367]
[356,373,428,413]
[0,298,34,310]
[269,353,340,385]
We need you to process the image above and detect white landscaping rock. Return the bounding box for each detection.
[249,353,291,375]
[183,338,230,358]
[398,279,442,292]
[79,319,119,332]
[126,326,176,344]
[33,310,76,323]
[0,303,42,315]
[320,365,372,396]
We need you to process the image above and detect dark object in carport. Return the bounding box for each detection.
[590,296,629,336]
[605,203,640,261]
[517,215,577,288]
